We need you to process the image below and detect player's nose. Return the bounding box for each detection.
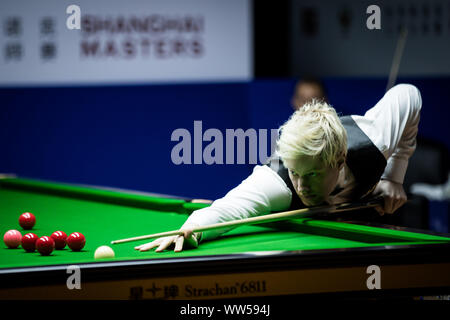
[297,179,311,194]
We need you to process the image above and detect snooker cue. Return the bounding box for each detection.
[386,26,408,92]
[111,197,383,244]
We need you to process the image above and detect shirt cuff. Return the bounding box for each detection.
[381,157,408,184]
[186,206,242,241]
[184,208,214,227]
[180,221,203,243]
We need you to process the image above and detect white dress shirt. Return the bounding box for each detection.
[185,84,422,241]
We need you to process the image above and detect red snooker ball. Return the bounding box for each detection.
[67,232,86,251]
[19,212,36,230]
[36,236,55,256]
[51,231,67,250]
[22,233,39,252]
[3,230,22,249]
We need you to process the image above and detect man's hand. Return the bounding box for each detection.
[134,225,200,252]
[372,179,407,215]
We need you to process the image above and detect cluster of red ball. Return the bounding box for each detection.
[3,212,86,256]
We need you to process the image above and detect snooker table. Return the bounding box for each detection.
[1,177,450,300]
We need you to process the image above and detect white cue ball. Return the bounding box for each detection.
[94,245,115,259]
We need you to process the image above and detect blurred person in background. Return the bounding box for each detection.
[291,77,328,110]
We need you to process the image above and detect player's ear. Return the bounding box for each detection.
[337,153,346,170]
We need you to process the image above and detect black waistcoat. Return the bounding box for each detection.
[265,116,387,210]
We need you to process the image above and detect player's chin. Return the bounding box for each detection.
[300,195,324,206]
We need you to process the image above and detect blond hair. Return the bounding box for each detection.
[276,99,347,168]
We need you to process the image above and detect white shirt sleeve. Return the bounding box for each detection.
[184,165,292,241]
[351,84,422,184]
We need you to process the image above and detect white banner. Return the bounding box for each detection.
[0,0,252,86]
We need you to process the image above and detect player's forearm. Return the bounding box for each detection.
[185,189,274,241]
[184,165,292,242]
[382,131,418,184]
[381,156,409,184]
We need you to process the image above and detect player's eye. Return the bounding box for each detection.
[306,172,318,178]
[290,170,299,177]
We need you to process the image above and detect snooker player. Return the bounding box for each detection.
[136,84,422,253]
